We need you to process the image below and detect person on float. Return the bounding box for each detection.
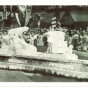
[29,32,34,45]
[45,26,54,53]
[29,31,38,46]
[42,30,48,46]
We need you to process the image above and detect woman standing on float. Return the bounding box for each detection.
[45,27,54,53]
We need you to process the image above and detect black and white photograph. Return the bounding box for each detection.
[0,1,88,86]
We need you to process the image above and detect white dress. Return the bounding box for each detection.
[47,31,54,43]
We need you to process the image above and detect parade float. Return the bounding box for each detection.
[0,26,88,80]
[0,5,88,80]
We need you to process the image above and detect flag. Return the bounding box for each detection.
[52,17,56,28]
[52,16,61,28]
[3,6,6,12]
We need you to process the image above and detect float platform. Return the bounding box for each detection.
[0,51,88,79]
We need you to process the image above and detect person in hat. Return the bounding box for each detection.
[72,33,79,50]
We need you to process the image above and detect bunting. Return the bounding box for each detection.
[18,5,27,16]
[18,5,27,12]
[25,6,31,26]
[10,6,14,17]
[15,5,31,27]
[11,12,14,17]
[15,13,21,26]
[0,12,3,20]
[3,6,6,12]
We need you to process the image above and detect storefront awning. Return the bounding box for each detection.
[60,11,88,24]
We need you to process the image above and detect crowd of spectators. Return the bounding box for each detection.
[64,27,88,52]
[23,26,88,53]
[29,27,88,52]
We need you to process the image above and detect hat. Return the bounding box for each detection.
[74,34,78,37]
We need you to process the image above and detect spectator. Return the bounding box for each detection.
[72,33,79,50]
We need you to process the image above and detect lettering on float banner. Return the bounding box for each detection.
[8,58,27,64]
[49,62,74,70]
